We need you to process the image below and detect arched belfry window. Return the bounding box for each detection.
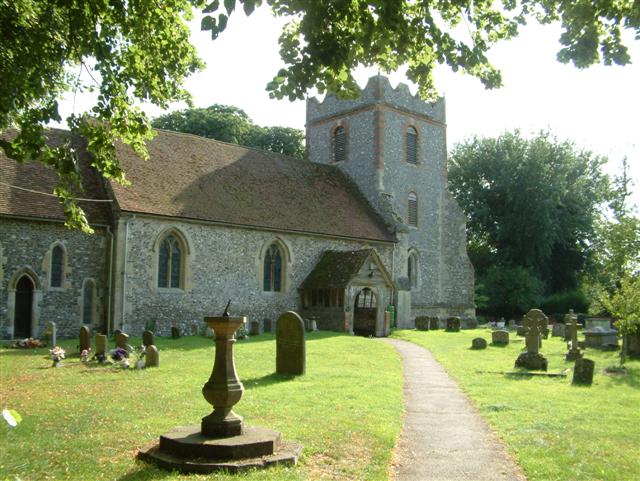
[263,243,283,292]
[50,244,65,288]
[158,235,183,288]
[406,126,418,164]
[408,192,418,227]
[333,125,346,162]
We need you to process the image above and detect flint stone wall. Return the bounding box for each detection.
[113,217,395,336]
[0,219,108,339]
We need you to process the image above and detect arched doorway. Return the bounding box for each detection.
[353,288,377,336]
[15,275,35,338]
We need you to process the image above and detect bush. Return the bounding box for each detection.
[481,265,544,319]
[541,289,589,315]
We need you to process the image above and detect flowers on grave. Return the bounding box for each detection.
[94,352,107,365]
[109,347,129,363]
[50,346,66,367]
[80,348,91,363]
[13,338,44,349]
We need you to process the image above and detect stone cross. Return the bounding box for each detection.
[142,330,155,347]
[564,309,582,361]
[146,345,159,367]
[95,334,107,355]
[79,325,91,352]
[115,331,129,349]
[525,324,540,354]
[276,311,306,375]
[522,309,548,348]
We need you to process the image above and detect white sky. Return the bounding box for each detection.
[59,6,640,207]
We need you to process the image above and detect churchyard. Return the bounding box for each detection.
[2,322,639,481]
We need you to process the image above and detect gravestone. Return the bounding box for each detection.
[115,331,129,349]
[445,316,461,332]
[552,323,566,338]
[415,316,430,330]
[515,309,548,371]
[250,320,263,336]
[463,317,478,329]
[146,345,159,367]
[171,326,181,339]
[522,309,548,348]
[276,311,306,375]
[471,338,487,349]
[516,325,526,337]
[492,330,510,345]
[79,326,91,352]
[583,326,619,349]
[263,319,272,333]
[142,330,155,347]
[46,322,57,347]
[572,358,595,385]
[95,334,107,355]
[429,317,440,330]
[564,310,583,361]
[508,320,516,329]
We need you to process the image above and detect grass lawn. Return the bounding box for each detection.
[0,332,403,481]
[393,328,640,481]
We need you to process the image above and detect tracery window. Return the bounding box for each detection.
[356,288,377,308]
[263,243,283,292]
[158,234,183,288]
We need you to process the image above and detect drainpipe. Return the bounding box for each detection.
[106,226,114,335]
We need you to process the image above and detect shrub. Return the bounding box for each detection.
[541,289,589,315]
[482,265,544,319]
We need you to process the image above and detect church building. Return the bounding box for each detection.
[0,76,475,339]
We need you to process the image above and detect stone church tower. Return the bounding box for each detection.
[306,75,475,327]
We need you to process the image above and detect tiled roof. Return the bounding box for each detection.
[0,130,112,226]
[300,249,374,289]
[110,129,395,242]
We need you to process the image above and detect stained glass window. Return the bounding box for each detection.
[51,245,64,287]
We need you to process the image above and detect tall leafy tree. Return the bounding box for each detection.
[2,0,638,231]
[152,104,304,159]
[448,131,609,295]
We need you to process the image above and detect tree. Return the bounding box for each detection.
[448,131,608,297]
[2,0,638,231]
[151,104,304,159]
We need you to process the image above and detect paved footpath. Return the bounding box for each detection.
[381,338,527,481]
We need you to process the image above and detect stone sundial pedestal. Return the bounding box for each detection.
[138,312,302,473]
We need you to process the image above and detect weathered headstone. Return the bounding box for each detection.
[171,326,181,339]
[572,358,595,385]
[515,309,548,370]
[146,345,159,368]
[463,317,479,329]
[142,330,155,347]
[79,325,91,352]
[521,309,548,348]
[95,334,107,355]
[46,321,57,347]
[564,309,583,361]
[263,319,272,333]
[552,323,566,338]
[276,311,306,375]
[445,316,461,332]
[415,316,430,330]
[115,331,129,349]
[516,325,526,336]
[471,338,487,349]
[249,320,263,336]
[492,330,509,345]
[429,317,440,330]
